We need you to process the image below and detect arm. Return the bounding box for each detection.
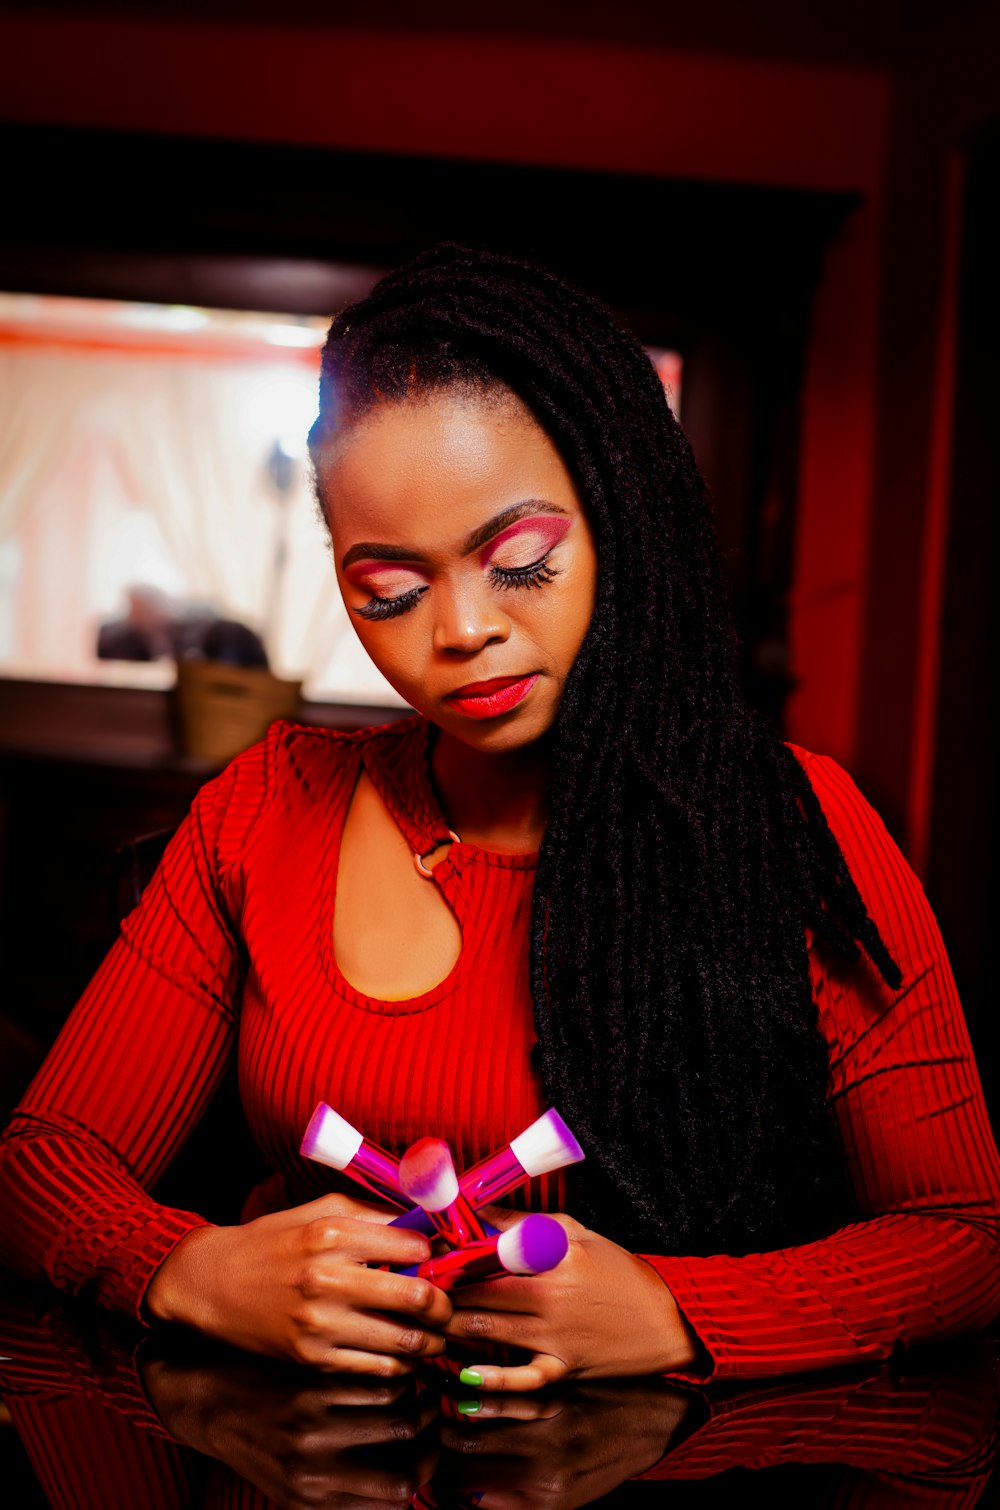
[640,751,1000,1380]
[446,753,1000,1385]
[0,741,267,1320]
[0,728,452,1369]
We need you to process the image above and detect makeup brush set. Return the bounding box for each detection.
[300,1105,585,1290]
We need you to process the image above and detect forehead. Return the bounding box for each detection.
[319,389,579,543]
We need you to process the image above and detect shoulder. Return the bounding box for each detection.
[266,711,426,786]
[785,743,901,882]
[785,743,937,995]
[190,712,424,866]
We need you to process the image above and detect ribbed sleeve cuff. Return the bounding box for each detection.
[90,1208,213,1325]
[637,1251,889,1381]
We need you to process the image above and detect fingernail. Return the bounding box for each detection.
[459,1367,484,1387]
[457,1399,481,1414]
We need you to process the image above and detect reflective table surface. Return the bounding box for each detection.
[1,1267,998,1508]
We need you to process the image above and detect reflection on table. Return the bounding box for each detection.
[1,1268,997,1509]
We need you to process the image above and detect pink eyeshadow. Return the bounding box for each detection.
[480,514,572,570]
[345,561,429,595]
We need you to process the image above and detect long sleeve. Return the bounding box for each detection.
[640,750,1000,1380]
[0,736,275,1321]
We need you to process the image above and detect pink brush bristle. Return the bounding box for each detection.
[398,1137,460,1210]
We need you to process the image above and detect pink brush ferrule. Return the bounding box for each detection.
[349,1144,410,1208]
[430,1192,489,1248]
[400,1214,568,1288]
[457,1146,528,1208]
[458,1108,586,1206]
[401,1235,505,1291]
[390,1205,500,1236]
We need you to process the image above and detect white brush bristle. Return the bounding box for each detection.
[509,1108,585,1177]
[300,1103,363,1170]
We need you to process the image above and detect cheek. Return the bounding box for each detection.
[349,618,429,700]
[553,551,598,654]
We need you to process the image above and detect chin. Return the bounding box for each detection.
[441,709,555,754]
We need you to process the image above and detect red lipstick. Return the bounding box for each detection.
[446,674,539,719]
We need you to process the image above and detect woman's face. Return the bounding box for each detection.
[318,387,598,753]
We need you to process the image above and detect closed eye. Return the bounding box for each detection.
[346,561,430,622]
[489,555,559,590]
[353,584,428,621]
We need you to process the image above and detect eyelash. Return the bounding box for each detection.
[355,586,427,622]
[353,555,560,622]
[491,560,559,591]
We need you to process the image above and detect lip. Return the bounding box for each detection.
[445,674,540,719]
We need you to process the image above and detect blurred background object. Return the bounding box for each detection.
[97,586,270,665]
[172,659,301,762]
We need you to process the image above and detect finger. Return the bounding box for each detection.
[310,1345,421,1377]
[454,1354,568,1393]
[303,1215,434,1268]
[302,1395,438,1452]
[353,1266,453,1329]
[473,1203,522,1231]
[306,1308,449,1366]
[445,1308,541,1353]
[450,1277,546,1312]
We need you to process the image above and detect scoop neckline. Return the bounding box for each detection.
[317,720,537,1015]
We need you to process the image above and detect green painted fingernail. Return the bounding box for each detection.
[459,1367,484,1387]
[457,1399,481,1414]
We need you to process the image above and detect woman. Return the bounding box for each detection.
[1,245,997,1389]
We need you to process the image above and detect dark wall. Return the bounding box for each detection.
[927,129,1000,1117]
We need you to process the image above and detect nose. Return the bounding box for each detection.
[432,578,511,655]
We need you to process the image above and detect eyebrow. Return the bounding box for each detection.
[340,500,570,572]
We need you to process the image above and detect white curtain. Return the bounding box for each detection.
[0,343,402,702]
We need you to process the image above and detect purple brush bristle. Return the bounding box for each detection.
[496,1214,569,1275]
[398,1137,460,1210]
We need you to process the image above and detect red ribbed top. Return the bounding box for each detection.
[0,716,997,1380]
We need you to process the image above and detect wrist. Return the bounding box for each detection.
[144,1224,222,1329]
[633,1255,705,1375]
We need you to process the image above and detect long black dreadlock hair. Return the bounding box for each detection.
[309,243,901,1256]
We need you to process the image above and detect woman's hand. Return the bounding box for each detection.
[444,1213,702,1391]
[144,1191,452,1375]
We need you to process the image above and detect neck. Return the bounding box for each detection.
[430,729,551,852]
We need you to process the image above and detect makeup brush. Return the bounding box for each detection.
[400,1213,569,1290]
[397,1137,488,1246]
[391,1108,584,1233]
[300,1102,408,1209]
